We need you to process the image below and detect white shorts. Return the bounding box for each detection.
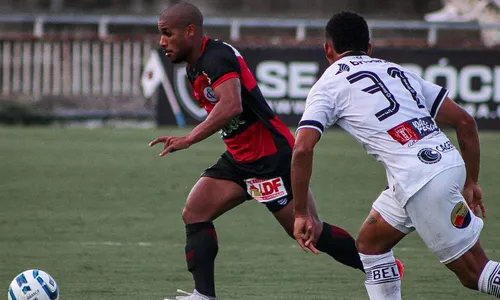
[372,165,484,264]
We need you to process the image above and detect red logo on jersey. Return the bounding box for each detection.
[387,117,439,146]
[387,121,420,145]
[245,177,288,202]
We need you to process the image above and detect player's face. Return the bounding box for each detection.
[158,21,192,64]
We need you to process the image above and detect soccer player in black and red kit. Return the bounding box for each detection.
[149,2,402,299]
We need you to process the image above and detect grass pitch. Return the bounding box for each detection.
[1,127,500,299]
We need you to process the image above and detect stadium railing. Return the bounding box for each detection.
[1,14,500,46]
[1,14,498,122]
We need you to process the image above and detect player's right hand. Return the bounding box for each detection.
[293,215,319,254]
[149,135,192,156]
[463,180,486,218]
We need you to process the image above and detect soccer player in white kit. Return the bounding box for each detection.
[291,11,499,300]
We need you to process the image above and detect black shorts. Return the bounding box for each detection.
[201,150,293,213]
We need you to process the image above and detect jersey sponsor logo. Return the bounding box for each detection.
[436,140,456,153]
[411,116,438,134]
[203,86,217,103]
[387,116,439,146]
[349,58,385,66]
[245,177,288,202]
[450,202,471,229]
[220,116,246,138]
[417,148,442,164]
[336,63,350,75]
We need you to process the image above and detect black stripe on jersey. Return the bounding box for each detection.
[298,120,324,132]
[430,87,448,118]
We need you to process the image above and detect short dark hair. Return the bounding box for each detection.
[325,11,370,53]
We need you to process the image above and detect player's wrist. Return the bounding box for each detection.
[184,133,196,147]
[465,177,479,185]
[293,208,311,217]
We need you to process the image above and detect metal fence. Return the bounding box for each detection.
[0,14,499,118]
[1,39,152,98]
[1,14,500,45]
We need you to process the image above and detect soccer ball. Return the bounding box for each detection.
[8,270,59,300]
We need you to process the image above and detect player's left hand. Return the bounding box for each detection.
[149,136,192,156]
[463,180,486,218]
[293,214,320,254]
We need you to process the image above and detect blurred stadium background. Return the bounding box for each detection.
[0,0,498,125]
[1,1,500,299]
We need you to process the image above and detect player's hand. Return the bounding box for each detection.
[149,136,192,156]
[293,214,319,254]
[463,180,486,218]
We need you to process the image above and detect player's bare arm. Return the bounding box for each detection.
[149,78,243,156]
[435,97,485,217]
[291,128,322,254]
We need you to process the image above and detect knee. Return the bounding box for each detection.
[355,236,370,254]
[355,235,389,255]
[182,205,210,224]
[355,229,376,254]
[181,206,191,224]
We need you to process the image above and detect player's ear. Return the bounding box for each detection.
[324,41,335,65]
[186,24,196,38]
[366,42,373,56]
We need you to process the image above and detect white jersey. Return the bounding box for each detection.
[299,54,465,206]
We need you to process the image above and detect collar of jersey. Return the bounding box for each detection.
[339,50,367,58]
[187,37,210,70]
[337,51,370,64]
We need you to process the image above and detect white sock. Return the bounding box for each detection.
[478,260,500,297]
[360,250,401,300]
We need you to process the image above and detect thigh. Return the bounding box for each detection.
[357,189,408,255]
[373,187,415,235]
[240,152,295,213]
[405,166,484,264]
[183,158,247,224]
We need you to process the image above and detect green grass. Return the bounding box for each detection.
[1,126,500,299]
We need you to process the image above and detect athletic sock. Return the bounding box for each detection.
[360,251,401,300]
[315,222,364,271]
[185,222,218,298]
[478,260,500,297]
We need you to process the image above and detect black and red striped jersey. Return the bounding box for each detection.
[186,37,295,163]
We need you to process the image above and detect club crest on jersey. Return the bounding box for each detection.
[417,148,442,164]
[450,202,471,229]
[193,71,216,103]
[245,177,288,203]
[336,63,350,75]
[204,87,217,103]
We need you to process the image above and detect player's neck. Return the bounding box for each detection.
[337,50,368,60]
[187,36,208,67]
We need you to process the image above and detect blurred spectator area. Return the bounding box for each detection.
[0,0,441,18]
[0,0,497,119]
[0,0,497,48]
